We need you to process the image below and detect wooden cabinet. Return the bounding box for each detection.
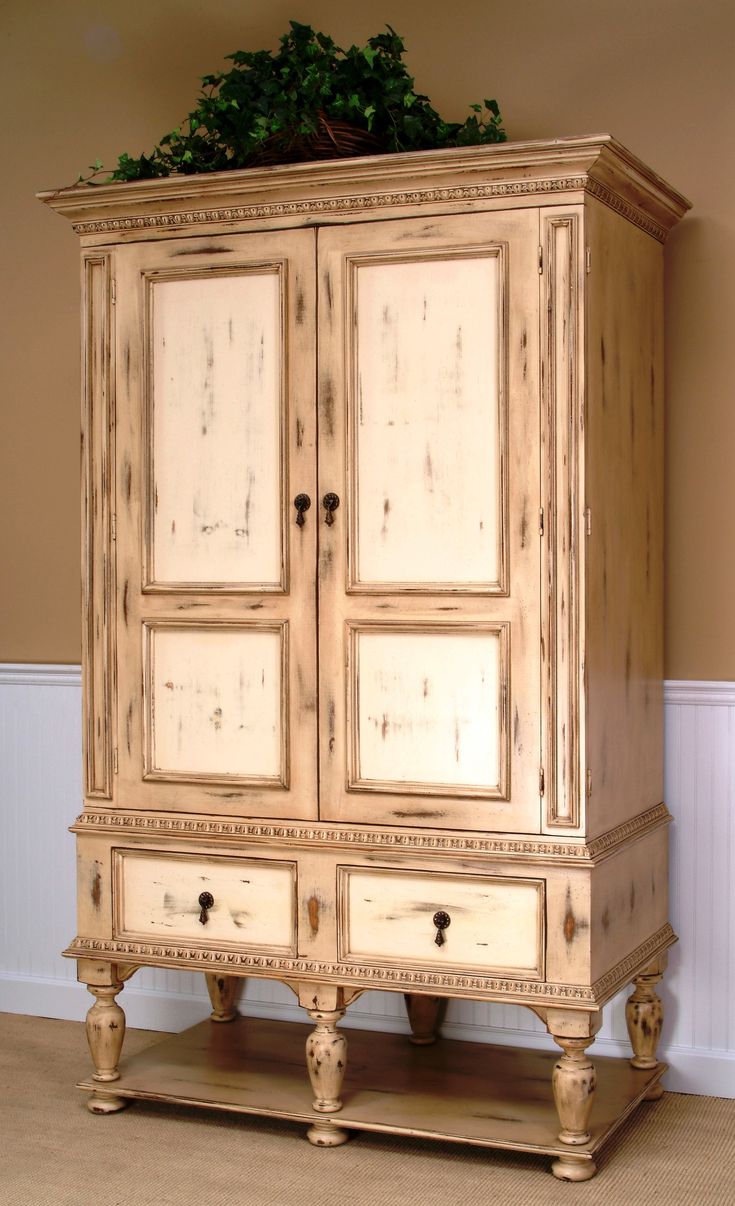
[41,135,689,1180]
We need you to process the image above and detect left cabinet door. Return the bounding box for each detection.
[112,229,318,818]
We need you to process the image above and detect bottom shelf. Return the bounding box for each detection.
[80,1016,663,1167]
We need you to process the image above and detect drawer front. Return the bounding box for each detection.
[114,850,297,954]
[338,866,545,979]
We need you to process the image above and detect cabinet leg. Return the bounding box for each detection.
[85,981,128,1114]
[205,973,243,1022]
[299,984,358,1147]
[551,1035,597,1146]
[403,994,448,1045]
[306,1007,347,1113]
[545,1008,601,1181]
[305,1010,349,1146]
[626,956,666,1098]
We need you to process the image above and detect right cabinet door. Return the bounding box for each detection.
[318,210,542,832]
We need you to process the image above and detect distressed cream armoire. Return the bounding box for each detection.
[41,136,689,1180]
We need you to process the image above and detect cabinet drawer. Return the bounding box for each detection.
[113,850,297,954]
[338,867,545,979]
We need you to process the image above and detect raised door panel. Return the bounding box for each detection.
[114,229,317,817]
[318,211,541,832]
[351,253,504,590]
[149,271,284,590]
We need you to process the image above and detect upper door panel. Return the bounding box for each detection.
[351,251,504,592]
[114,229,318,818]
[148,269,285,591]
[317,210,542,833]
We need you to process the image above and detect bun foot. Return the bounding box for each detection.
[86,1092,128,1114]
[306,1119,350,1147]
[551,1154,597,1181]
[644,1079,665,1101]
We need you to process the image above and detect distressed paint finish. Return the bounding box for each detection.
[81,253,115,799]
[84,980,128,1113]
[114,850,296,952]
[350,626,505,795]
[540,210,585,833]
[145,623,284,781]
[305,1007,347,1113]
[41,137,689,247]
[149,269,283,589]
[205,972,243,1022]
[113,229,317,817]
[583,198,665,839]
[42,141,689,1180]
[589,823,669,982]
[74,1014,663,1169]
[70,815,674,1003]
[339,867,544,978]
[352,252,503,588]
[318,209,541,832]
[626,957,666,1097]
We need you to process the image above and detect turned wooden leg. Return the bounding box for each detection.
[403,994,448,1045]
[306,1008,347,1113]
[299,983,355,1147]
[626,956,666,1098]
[85,981,128,1114]
[205,973,243,1022]
[545,1008,601,1181]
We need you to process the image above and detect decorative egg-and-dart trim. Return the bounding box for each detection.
[68,176,669,243]
[65,922,675,1007]
[72,802,671,863]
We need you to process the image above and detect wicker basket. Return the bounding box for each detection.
[248,111,382,167]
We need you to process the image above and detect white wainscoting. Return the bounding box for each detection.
[0,665,733,1097]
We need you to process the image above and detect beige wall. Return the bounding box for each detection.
[2,0,733,676]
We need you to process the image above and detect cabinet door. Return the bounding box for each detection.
[318,211,541,832]
[114,229,317,818]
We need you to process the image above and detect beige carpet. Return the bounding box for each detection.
[1,1012,733,1206]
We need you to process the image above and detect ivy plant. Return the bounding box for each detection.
[80,23,506,182]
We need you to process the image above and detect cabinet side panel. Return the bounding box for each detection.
[584,200,664,839]
[590,827,669,982]
[82,253,115,799]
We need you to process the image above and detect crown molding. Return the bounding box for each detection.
[39,136,690,244]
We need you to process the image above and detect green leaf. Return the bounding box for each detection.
[81,22,506,181]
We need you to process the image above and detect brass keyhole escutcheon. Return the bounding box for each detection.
[433,910,451,947]
[198,891,214,925]
[293,493,311,527]
[323,492,340,525]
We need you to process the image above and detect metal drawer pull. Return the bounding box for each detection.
[198,891,215,925]
[322,492,340,525]
[293,493,311,527]
[433,910,451,947]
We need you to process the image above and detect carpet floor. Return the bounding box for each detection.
[1,1012,733,1206]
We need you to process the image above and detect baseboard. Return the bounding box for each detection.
[0,972,211,1033]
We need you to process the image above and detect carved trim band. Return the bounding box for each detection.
[73,802,670,861]
[71,176,668,243]
[65,923,675,1007]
